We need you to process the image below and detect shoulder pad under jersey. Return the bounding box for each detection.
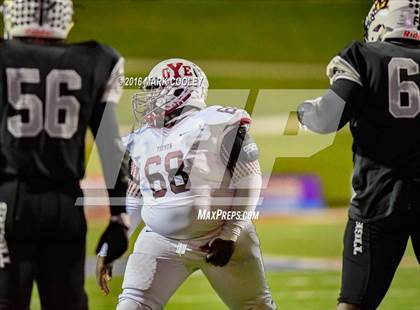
[195,105,251,127]
[123,126,149,153]
[327,41,365,86]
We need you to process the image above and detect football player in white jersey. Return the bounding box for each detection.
[97,58,276,310]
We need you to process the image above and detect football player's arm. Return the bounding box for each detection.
[90,57,129,216]
[202,121,261,267]
[126,159,143,237]
[92,57,130,291]
[97,158,142,295]
[298,55,364,133]
[219,123,261,242]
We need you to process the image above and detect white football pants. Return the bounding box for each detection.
[118,223,276,310]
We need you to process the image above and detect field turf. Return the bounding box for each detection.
[29,214,419,310]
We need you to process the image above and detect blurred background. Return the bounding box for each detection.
[18,0,419,309]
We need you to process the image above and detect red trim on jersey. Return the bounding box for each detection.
[24,28,55,38]
[240,117,251,125]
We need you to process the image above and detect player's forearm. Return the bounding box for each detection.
[106,178,129,215]
[108,160,129,215]
[90,56,128,215]
[298,72,363,134]
[101,144,129,216]
[125,160,143,235]
[91,103,129,215]
[217,172,262,242]
[297,89,347,134]
[126,196,142,236]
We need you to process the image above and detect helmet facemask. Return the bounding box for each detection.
[132,59,209,129]
[132,78,193,128]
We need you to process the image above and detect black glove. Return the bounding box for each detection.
[201,238,235,267]
[96,217,129,265]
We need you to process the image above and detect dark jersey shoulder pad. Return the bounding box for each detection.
[338,41,366,77]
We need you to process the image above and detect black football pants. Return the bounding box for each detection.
[0,180,88,310]
[339,189,420,309]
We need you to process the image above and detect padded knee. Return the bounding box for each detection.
[117,298,152,310]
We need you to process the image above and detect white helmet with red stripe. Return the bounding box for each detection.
[365,0,420,42]
[132,58,209,127]
[2,0,74,40]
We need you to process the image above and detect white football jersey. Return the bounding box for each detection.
[125,106,251,239]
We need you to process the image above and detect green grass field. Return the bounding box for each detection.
[80,268,419,310]
[30,215,419,310]
[30,270,420,310]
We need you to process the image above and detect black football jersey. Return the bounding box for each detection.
[0,39,122,184]
[339,41,420,174]
[333,41,420,220]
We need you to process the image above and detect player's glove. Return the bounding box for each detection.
[201,238,235,267]
[96,248,113,295]
[297,105,305,125]
[95,214,129,265]
[95,214,129,295]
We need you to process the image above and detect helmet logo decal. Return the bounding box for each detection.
[374,0,389,11]
[370,0,390,21]
[364,0,390,40]
[162,63,193,79]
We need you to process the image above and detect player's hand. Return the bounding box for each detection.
[96,252,113,295]
[297,104,305,124]
[95,214,129,265]
[201,238,235,267]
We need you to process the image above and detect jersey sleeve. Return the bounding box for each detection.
[212,108,262,243]
[89,44,125,134]
[101,57,124,104]
[89,44,129,215]
[327,41,366,87]
[299,41,365,132]
[217,108,261,186]
[95,44,125,105]
[127,158,142,200]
